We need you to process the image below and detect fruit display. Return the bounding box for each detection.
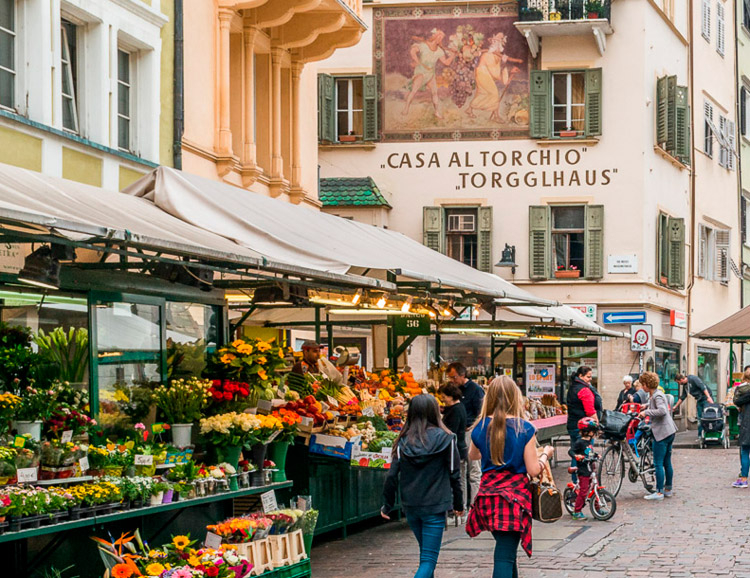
[400,371,422,397]
[280,396,326,427]
[286,372,315,397]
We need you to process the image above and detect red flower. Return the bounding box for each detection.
[213,391,223,400]
[206,567,219,577]
[223,392,233,401]
[239,388,249,397]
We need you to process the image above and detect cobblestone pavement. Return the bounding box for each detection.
[312,447,750,577]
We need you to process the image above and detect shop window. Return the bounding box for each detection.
[117,48,133,152]
[165,302,220,379]
[528,204,604,280]
[698,223,730,284]
[529,68,601,139]
[562,344,598,390]
[697,347,720,400]
[427,334,496,378]
[422,206,493,272]
[657,213,685,288]
[0,0,15,111]
[655,341,681,399]
[318,73,378,143]
[655,75,690,164]
[60,19,79,133]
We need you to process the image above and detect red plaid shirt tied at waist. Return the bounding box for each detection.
[465,468,533,556]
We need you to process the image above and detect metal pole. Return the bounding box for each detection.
[314,306,321,343]
[639,351,644,374]
[326,313,334,355]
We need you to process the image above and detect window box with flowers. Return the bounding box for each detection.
[555,266,581,278]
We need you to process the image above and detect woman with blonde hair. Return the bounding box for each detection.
[466,376,553,578]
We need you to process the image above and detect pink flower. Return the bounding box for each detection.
[134,423,146,431]
[172,569,193,578]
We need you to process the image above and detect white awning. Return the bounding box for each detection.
[0,162,385,289]
[123,167,557,306]
[505,304,628,338]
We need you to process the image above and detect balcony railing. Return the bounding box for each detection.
[518,0,611,23]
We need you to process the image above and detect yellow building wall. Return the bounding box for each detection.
[62,147,103,187]
[159,0,175,167]
[0,126,42,172]
[119,166,146,189]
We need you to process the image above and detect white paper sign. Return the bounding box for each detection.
[267,430,281,444]
[134,454,154,466]
[17,467,37,483]
[300,417,313,427]
[261,490,278,513]
[61,430,73,443]
[327,396,339,407]
[79,456,89,472]
[205,531,222,550]
[257,400,273,413]
[362,406,375,417]
[608,255,638,274]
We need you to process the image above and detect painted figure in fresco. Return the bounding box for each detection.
[402,28,456,119]
[466,32,523,122]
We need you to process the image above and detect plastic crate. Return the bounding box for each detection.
[308,434,360,460]
[274,559,311,578]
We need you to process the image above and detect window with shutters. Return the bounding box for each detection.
[423,206,493,272]
[742,194,750,246]
[716,1,725,56]
[718,115,736,170]
[529,68,602,139]
[529,205,604,280]
[744,0,750,30]
[655,76,690,164]
[702,0,711,41]
[61,19,79,133]
[698,224,730,283]
[0,0,15,111]
[318,74,378,143]
[446,208,478,269]
[741,87,750,137]
[657,213,685,289]
[704,101,714,157]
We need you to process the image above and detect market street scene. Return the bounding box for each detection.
[0,0,749,577]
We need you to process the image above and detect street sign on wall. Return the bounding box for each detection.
[630,324,653,352]
[670,310,687,328]
[603,311,647,324]
[569,304,597,320]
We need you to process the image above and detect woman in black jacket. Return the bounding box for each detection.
[732,369,750,488]
[382,394,463,578]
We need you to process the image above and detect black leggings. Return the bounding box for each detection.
[491,530,521,578]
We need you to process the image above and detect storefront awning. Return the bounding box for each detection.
[505,304,628,338]
[0,162,389,290]
[123,167,558,306]
[693,306,750,341]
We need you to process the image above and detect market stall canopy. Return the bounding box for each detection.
[504,304,628,338]
[123,167,557,306]
[0,162,385,290]
[693,306,750,341]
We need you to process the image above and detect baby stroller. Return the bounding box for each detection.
[700,403,729,449]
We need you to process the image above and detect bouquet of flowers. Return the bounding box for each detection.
[0,392,21,433]
[206,516,259,543]
[14,385,59,421]
[300,509,319,536]
[44,406,97,440]
[271,408,302,443]
[40,440,86,467]
[206,380,253,414]
[199,413,264,447]
[255,414,283,444]
[153,377,212,424]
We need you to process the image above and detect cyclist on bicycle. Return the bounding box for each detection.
[570,416,600,520]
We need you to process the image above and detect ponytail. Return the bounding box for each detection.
[489,405,507,466]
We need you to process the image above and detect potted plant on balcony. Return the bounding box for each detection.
[553,0,569,19]
[520,6,544,21]
[586,0,603,19]
[554,265,581,279]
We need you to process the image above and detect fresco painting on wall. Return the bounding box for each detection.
[374,3,531,141]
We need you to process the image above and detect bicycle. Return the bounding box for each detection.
[598,409,655,497]
[563,455,617,521]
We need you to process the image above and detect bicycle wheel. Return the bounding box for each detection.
[639,443,656,493]
[599,444,624,496]
[563,487,577,514]
[590,489,617,521]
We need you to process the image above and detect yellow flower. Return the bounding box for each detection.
[256,356,267,365]
[221,353,236,364]
[145,563,165,576]
[278,350,285,359]
[113,390,129,402]
[232,339,245,348]
[187,556,201,567]
[172,535,190,550]
[237,343,254,355]
[257,369,268,381]
[256,341,271,352]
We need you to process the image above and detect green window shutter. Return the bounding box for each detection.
[529,205,550,279]
[665,76,677,153]
[530,71,551,138]
[675,86,690,161]
[656,76,669,147]
[423,206,444,253]
[584,68,602,137]
[477,206,493,273]
[667,216,685,289]
[363,74,378,142]
[317,73,335,143]
[584,204,604,279]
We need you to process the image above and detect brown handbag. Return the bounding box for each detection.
[530,454,563,523]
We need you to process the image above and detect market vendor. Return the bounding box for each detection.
[291,340,321,375]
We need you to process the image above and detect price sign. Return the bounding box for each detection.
[246,407,258,414]
[205,531,222,550]
[79,456,89,472]
[13,436,26,448]
[134,454,154,466]
[267,430,281,443]
[257,400,273,413]
[261,490,278,513]
[327,396,339,407]
[61,430,73,443]
[362,406,375,417]
[300,417,313,427]
[17,467,38,483]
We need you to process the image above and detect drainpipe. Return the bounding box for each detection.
[173,0,184,170]
[685,0,696,430]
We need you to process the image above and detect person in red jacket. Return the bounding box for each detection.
[565,366,602,482]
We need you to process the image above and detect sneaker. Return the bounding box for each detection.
[644,492,664,501]
[571,511,587,520]
[664,489,674,497]
[732,479,749,488]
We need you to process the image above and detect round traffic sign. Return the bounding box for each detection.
[633,329,649,346]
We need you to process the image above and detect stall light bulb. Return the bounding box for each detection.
[401,297,413,313]
[352,289,363,305]
[376,294,388,309]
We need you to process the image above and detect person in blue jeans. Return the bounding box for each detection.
[382,395,463,578]
[731,370,750,488]
[673,373,714,436]
[639,372,678,500]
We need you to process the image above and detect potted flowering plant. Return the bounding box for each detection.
[554,264,581,279]
[150,481,170,506]
[0,392,21,436]
[12,385,59,440]
[152,377,212,448]
[586,0,603,18]
[43,406,97,441]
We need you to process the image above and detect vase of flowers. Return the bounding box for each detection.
[267,408,300,483]
[153,377,212,448]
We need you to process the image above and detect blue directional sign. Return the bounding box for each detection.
[602,311,647,324]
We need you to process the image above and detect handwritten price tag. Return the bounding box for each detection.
[79,456,89,472]
[362,406,375,417]
[61,430,73,443]
[17,467,38,483]
[300,417,313,427]
[134,454,154,466]
[257,400,273,413]
[327,396,339,407]
[267,430,281,443]
[205,531,222,550]
[261,490,278,514]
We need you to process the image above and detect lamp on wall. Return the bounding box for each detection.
[495,244,517,274]
[18,244,77,290]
